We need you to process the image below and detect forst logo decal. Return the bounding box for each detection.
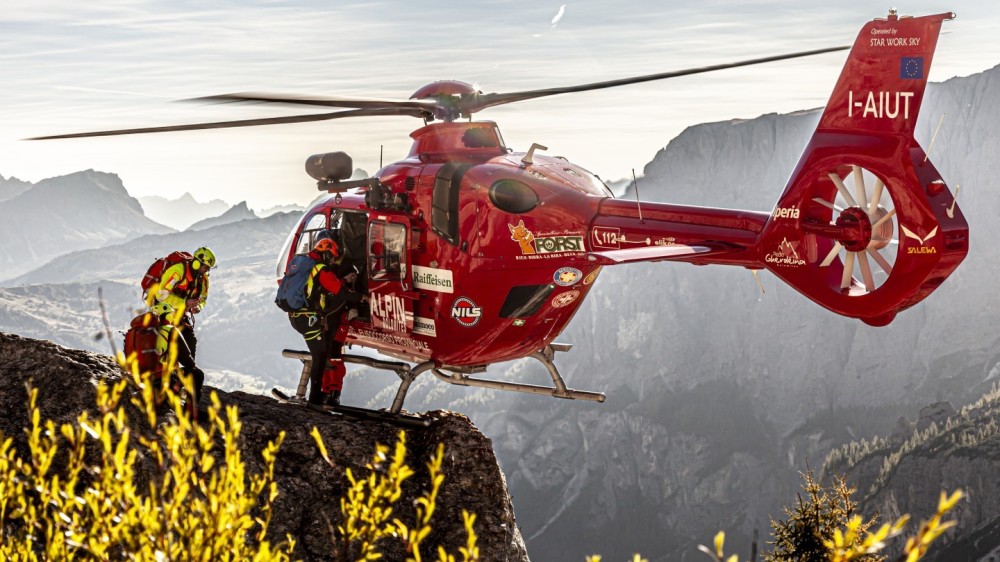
[451,297,482,327]
[535,236,584,254]
[508,220,585,259]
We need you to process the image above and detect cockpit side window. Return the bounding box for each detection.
[295,212,329,255]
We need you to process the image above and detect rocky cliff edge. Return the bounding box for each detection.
[0,332,528,561]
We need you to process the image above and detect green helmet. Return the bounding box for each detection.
[150,301,174,317]
[194,246,216,270]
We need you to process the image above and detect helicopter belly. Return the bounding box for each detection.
[427,260,601,366]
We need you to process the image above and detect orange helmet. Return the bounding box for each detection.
[313,230,340,256]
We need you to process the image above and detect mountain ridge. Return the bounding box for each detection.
[138,192,231,230]
[0,170,173,281]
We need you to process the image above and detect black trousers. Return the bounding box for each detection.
[289,313,343,404]
[173,324,204,410]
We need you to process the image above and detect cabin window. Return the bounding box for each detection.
[489,179,539,214]
[331,210,368,263]
[462,127,499,148]
[369,221,407,282]
[432,163,468,246]
[499,284,555,318]
[294,211,329,255]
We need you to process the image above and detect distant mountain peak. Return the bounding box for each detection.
[138,192,231,231]
[185,201,258,232]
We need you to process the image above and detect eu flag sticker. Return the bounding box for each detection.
[901,57,924,79]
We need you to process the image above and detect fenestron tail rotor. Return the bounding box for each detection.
[814,165,899,295]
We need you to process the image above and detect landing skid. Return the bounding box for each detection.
[280,343,604,416]
[270,387,431,428]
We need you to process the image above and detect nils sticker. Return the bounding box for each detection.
[451,297,482,327]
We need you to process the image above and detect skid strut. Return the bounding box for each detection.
[281,350,434,414]
[432,344,605,402]
[281,343,604,415]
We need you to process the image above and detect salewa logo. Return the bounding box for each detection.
[901,225,937,245]
[902,225,938,254]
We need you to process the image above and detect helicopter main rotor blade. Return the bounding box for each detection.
[189,92,440,112]
[26,107,428,140]
[463,45,849,113]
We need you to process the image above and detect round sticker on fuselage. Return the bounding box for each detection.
[554,267,582,286]
[451,297,482,327]
[551,290,580,308]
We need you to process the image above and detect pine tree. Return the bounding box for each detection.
[765,471,884,562]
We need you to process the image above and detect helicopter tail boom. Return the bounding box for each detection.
[757,11,968,326]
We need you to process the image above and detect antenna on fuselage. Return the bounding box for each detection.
[924,113,946,163]
[380,145,384,169]
[632,169,644,223]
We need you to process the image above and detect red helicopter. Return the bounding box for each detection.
[34,11,967,422]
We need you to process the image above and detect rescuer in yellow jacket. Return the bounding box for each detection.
[150,301,205,417]
[151,247,215,413]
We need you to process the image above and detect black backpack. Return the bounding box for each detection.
[275,254,317,312]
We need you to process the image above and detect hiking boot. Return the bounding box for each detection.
[325,390,342,408]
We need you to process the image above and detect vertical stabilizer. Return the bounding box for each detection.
[817,11,953,137]
[758,11,967,326]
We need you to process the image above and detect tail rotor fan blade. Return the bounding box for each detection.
[820,242,844,267]
[867,248,893,275]
[829,173,860,208]
[857,251,876,292]
[841,252,856,290]
[869,178,886,215]
[852,165,867,211]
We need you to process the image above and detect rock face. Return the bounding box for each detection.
[827,387,1000,561]
[0,332,528,561]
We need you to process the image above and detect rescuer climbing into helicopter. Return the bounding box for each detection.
[277,229,364,408]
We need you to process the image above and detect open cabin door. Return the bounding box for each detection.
[367,213,415,334]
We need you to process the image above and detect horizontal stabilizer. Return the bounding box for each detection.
[586,244,712,265]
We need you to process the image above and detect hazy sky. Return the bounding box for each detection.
[1,1,998,209]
